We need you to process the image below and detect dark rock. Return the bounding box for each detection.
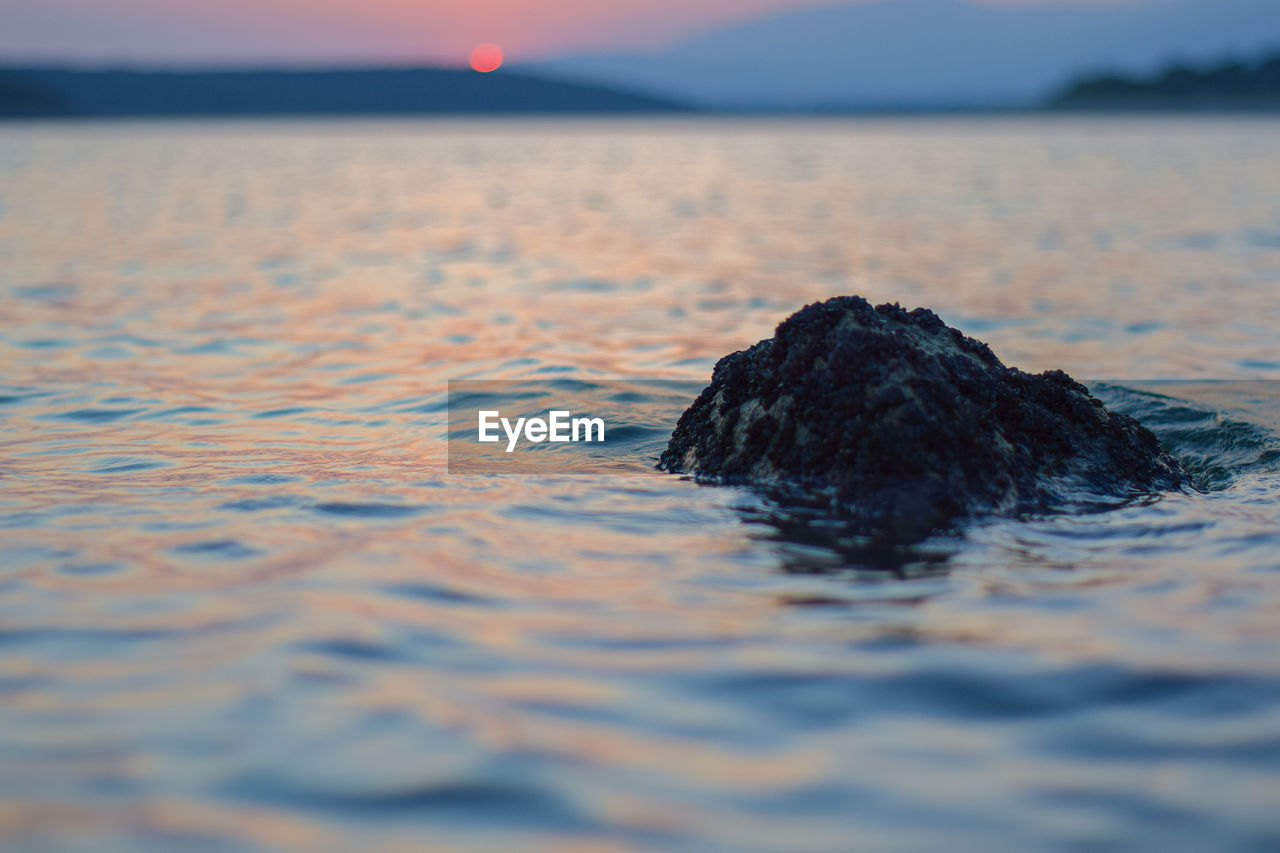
[658,296,1188,539]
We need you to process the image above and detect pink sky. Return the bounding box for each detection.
[1,0,1137,65]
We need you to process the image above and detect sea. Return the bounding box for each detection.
[1,117,1279,851]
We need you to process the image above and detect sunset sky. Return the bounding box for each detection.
[2,0,1132,66]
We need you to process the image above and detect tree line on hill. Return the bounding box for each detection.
[0,67,689,118]
[1051,50,1280,110]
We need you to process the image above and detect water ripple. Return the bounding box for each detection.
[3,118,1280,852]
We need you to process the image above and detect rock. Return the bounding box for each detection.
[658,296,1188,539]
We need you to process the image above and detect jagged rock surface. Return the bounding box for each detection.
[658,296,1188,537]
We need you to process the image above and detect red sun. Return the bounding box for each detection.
[469,43,504,73]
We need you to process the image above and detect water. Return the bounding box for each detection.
[2,117,1280,851]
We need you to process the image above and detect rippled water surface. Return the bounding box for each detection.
[2,118,1280,851]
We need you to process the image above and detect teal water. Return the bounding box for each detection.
[1,118,1280,851]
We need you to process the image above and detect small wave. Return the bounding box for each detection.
[311,502,427,519]
[44,408,142,423]
[1092,383,1280,490]
[224,774,595,829]
[170,539,263,560]
[382,582,494,607]
[219,495,301,512]
[87,456,169,474]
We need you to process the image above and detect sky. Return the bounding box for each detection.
[0,0,1138,66]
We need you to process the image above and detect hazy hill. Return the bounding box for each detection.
[527,0,1280,109]
[0,67,691,118]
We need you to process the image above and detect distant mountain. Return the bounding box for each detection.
[1052,51,1280,110]
[0,67,692,118]
[527,0,1280,109]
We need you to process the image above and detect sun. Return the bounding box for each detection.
[469,43,504,73]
